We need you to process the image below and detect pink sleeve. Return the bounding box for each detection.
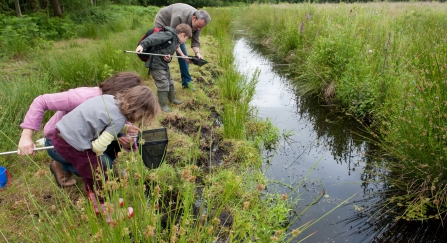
[20,87,100,133]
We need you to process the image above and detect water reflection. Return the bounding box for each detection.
[233,37,446,242]
[340,193,447,243]
[294,95,374,169]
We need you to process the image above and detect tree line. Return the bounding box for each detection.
[2,0,443,19]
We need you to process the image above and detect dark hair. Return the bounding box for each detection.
[99,72,142,95]
[176,23,193,38]
[115,86,160,124]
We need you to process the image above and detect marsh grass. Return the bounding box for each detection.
[0,73,57,150]
[0,5,345,242]
[237,2,447,220]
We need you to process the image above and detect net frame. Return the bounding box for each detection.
[188,56,208,67]
[137,128,168,169]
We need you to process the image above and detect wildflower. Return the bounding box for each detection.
[257,183,265,191]
[76,198,86,210]
[143,225,156,238]
[270,236,278,241]
[207,226,214,234]
[275,230,283,236]
[122,228,130,237]
[50,205,56,212]
[368,50,373,53]
[182,170,191,181]
[81,213,89,222]
[134,172,141,179]
[149,172,157,181]
[167,185,173,191]
[306,12,310,20]
[103,202,114,218]
[105,179,120,191]
[212,217,220,225]
[34,169,47,177]
[299,22,304,33]
[281,193,288,201]
[154,185,161,195]
[292,228,301,237]
[243,201,250,210]
[179,226,185,235]
[92,229,103,242]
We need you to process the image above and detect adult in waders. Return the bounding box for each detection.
[154,3,211,91]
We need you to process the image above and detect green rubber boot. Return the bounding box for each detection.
[157,91,171,112]
[168,84,183,104]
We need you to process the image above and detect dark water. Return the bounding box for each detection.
[233,38,445,243]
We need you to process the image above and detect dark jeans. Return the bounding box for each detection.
[45,137,120,177]
[178,42,192,87]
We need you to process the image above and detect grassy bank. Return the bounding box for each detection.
[0,5,334,242]
[236,2,447,221]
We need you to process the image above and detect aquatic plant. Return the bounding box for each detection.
[236,2,447,221]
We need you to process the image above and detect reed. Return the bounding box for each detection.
[236,2,447,220]
[0,5,346,242]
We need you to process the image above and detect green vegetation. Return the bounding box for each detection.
[0,5,159,59]
[237,2,447,221]
[0,5,340,243]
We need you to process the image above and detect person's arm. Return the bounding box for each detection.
[18,90,86,156]
[192,47,203,59]
[176,47,192,63]
[92,131,115,156]
[20,91,77,132]
[18,128,35,155]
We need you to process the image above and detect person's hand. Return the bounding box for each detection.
[126,124,140,134]
[118,136,132,150]
[18,129,36,155]
[136,45,143,53]
[163,54,171,62]
[182,55,192,64]
[195,52,203,60]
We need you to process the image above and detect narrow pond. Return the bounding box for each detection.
[233,38,445,243]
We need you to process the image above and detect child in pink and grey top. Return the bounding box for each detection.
[18,72,142,187]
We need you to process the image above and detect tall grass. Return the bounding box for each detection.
[0,73,57,150]
[236,2,447,220]
[0,5,344,242]
[207,7,260,140]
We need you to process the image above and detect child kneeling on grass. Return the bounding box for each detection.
[136,23,192,112]
[52,86,160,223]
